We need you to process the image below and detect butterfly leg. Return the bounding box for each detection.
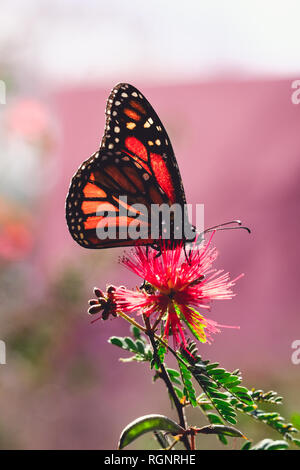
[154,244,162,258]
[183,243,192,265]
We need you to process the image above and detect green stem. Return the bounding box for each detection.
[117,309,187,366]
[143,315,191,451]
[116,310,147,332]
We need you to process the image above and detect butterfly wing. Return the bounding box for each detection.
[66,148,173,248]
[101,83,186,206]
[66,83,191,249]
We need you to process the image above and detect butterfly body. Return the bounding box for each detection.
[66,83,195,250]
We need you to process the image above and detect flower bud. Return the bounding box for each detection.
[107,285,116,294]
[94,287,104,298]
[88,304,103,315]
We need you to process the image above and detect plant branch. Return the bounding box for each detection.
[117,308,187,366]
[143,315,191,450]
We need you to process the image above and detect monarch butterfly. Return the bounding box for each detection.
[65,83,248,251]
[65,83,197,251]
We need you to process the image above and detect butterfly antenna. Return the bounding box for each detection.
[203,220,251,235]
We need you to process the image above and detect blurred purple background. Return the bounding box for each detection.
[0,0,299,450]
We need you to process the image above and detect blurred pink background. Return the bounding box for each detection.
[0,0,300,450]
[56,78,300,366]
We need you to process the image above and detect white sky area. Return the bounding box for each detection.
[1,0,300,87]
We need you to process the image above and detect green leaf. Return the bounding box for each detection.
[222,378,241,388]
[166,368,182,386]
[135,340,145,355]
[251,439,289,450]
[244,407,299,444]
[251,388,283,404]
[230,386,253,405]
[118,414,184,449]
[124,337,137,352]
[157,343,166,364]
[205,413,228,445]
[205,363,219,371]
[166,368,181,378]
[206,413,225,425]
[293,438,300,448]
[178,361,197,407]
[218,435,228,446]
[109,332,152,363]
[130,325,142,340]
[241,440,252,450]
[173,386,184,400]
[176,306,207,343]
[178,340,299,446]
[120,352,152,363]
[208,390,229,400]
[231,386,249,395]
[187,361,238,424]
[265,441,290,450]
[209,368,226,376]
[109,337,125,348]
[197,424,246,439]
[135,339,145,354]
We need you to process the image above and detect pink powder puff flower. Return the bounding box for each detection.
[113,235,242,349]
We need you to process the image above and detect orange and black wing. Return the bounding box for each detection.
[66,83,189,249]
[66,148,171,248]
[100,83,186,206]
